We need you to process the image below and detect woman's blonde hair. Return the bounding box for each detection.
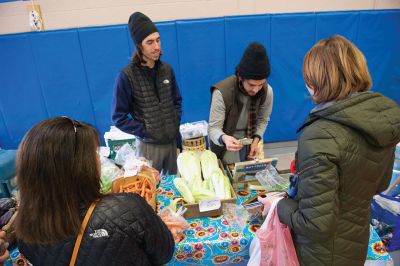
[303,35,372,104]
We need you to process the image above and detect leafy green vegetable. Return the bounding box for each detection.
[173,177,195,204]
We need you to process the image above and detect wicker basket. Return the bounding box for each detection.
[182,136,206,151]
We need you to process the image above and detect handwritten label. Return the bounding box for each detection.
[199,198,221,212]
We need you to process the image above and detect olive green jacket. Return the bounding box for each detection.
[277,92,400,265]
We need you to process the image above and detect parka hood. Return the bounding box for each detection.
[308,92,400,148]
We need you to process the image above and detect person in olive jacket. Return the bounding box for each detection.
[260,35,400,265]
[15,117,174,266]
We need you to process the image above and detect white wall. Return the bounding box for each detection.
[0,0,399,35]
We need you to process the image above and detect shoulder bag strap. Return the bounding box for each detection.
[69,200,99,266]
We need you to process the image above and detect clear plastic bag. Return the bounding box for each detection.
[100,156,124,193]
[159,207,189,243]
[123,157,153,177]
[255,165,290,192]
[114,143,136,166]
[222,203,249,231]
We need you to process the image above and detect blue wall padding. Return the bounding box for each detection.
[176,18,227,122]
[29,30,96,124]
[78,26,131,133]
[0,35,48,148]
[224,15,271,76]
[0,10,399,149]
[157,22,181,79]
[269,13,317,141]
[358,11,400,104]
[315,12,359,41]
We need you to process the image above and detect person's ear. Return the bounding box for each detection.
[306,84,315,96]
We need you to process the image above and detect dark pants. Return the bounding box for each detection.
[135,140,177,176]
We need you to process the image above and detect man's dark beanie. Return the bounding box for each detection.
[128,12,158,45]
[236,42,270,80]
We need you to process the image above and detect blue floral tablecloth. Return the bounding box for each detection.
[1,175,392,265]
[157,175,392,265]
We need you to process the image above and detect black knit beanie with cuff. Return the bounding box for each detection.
[236,42,270,80]
[128,12,158,45]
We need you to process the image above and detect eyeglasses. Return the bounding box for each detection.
[62,116,81,133]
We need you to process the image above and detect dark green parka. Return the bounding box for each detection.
[277,92,400,265]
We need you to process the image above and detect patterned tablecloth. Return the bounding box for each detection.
[2,175,392,266]
[157,175,392,265]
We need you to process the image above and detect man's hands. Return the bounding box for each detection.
[222,135,243,151]
[247,137,260,160]
[221,135,261,160]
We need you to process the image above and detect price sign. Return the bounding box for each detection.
[199,198,221,212]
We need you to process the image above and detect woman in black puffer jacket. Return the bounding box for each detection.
[15,117,174,266]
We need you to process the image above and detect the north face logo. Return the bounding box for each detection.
[90,229,109,238]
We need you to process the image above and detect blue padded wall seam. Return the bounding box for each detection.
[268,15,271,64]
[76,29,98,128]
[356,11,361,44]
[0,102,11,145]
[173,21,182,90]
[313,13,317,44]
[28,34,50,117]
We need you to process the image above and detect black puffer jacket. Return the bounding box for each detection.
[18,193,174,266]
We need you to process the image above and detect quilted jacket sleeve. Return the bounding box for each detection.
[376,150,395,193]
[277,125,341,242]
[125,193,175,265]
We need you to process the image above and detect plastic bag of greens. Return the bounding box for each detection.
[100,156,124,193]
[255,165,290,192]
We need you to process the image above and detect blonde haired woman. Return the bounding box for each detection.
[261,35,400,265]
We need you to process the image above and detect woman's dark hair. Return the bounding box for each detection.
[15,117,102,244]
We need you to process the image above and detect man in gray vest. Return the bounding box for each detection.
[111,12,182,175]
[208,42,273,164]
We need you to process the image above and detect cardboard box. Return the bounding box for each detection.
[177,154,237,219]
[227,158,278,185]
[182,185,237,219]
